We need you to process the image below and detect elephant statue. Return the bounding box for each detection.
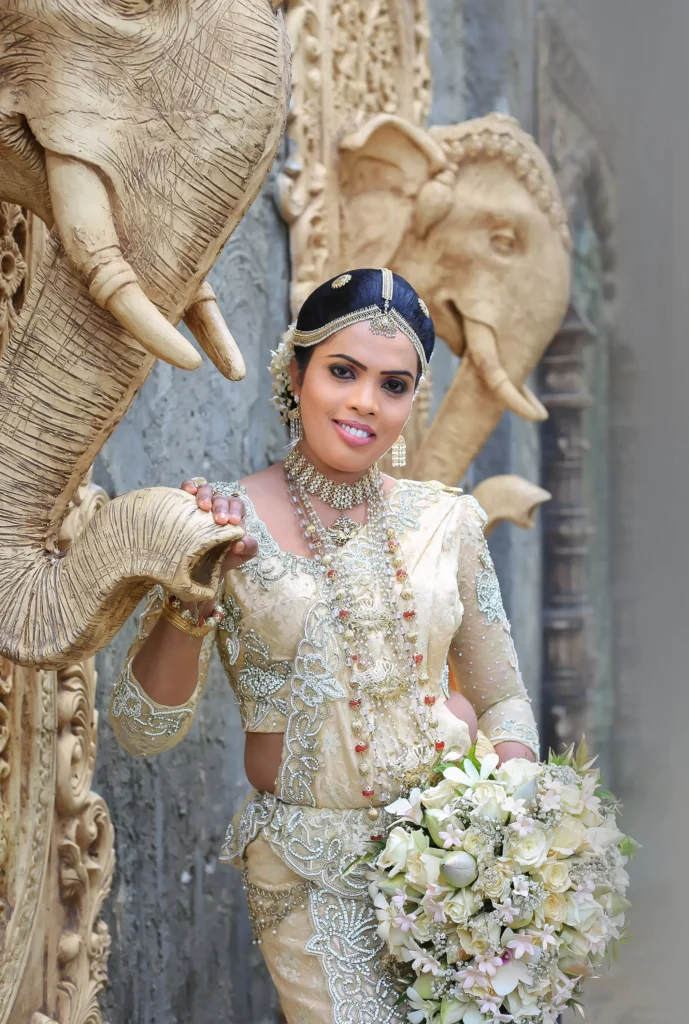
[0,0,290,667]
[338,112,572,485]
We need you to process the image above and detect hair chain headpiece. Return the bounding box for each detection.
[269,269,431,426]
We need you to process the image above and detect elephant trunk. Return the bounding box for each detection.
[410,359,515,484]
[0,234,240,668]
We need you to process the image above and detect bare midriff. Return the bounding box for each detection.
[242,693,480,794]
[244,731,285,793]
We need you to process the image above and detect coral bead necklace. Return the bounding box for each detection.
[284,446,444,820]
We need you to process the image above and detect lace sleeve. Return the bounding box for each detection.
[108,586,216,758]
[448,497,540,758]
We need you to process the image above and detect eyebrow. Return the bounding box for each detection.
[328,353,415,379]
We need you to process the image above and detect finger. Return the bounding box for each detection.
[212,494,230,525]
[181,479,198,494]
[236,535,259,559]
[196,484,213,511]
[228,496,245,526]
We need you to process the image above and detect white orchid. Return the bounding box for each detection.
[386,787,425,825]
[444,753,500,791]
[407,984,439,1024]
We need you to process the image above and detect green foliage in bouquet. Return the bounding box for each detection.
[367,740,636,1024]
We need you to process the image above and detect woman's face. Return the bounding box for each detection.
[290,322,418,476]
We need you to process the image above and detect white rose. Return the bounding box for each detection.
[445,888,480,926]
[458,914,501,955]
[477,863,511,902]
[564,893,603,932]
[406,849,444,890]
[441,851,479,888]
[584,820,626,855]
[506,827,550,871]
[462,826,490,858]
[540,892,567,925]
[506,984,541,1019]
[560,783,585,816]
[549,814,588,857]
[535,859,571,894]
[377,826,415,875]
[496,758,543,792]
[583,916,609,948]
[471,782,509,822]
[560,926,592,959]
[439,996,467,1024]
[422,778,461,810]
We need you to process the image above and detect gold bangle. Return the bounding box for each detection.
[161,600,215,639]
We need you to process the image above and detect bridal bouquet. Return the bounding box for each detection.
[367,743,636,1024]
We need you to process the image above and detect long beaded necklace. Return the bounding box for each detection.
[284,448,445,822]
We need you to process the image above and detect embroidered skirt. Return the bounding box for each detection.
[221,792,404,1024]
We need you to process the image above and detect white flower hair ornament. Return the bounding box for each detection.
[269,322,299,426]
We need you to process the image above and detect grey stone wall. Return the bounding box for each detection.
[93,166,290,1024]
[93,4,545,1019]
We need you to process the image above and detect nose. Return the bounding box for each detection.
[347,376,378,418]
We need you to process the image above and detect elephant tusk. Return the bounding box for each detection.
[463,318,548,423]
[45,150,202,372]
[183,281,246,381]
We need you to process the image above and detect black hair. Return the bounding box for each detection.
[293,269,435,379]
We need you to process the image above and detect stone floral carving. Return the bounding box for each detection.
[0,3,290,1020]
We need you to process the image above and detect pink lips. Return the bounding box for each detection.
[332,419,376,447]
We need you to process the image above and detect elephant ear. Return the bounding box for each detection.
[339,114,447,268]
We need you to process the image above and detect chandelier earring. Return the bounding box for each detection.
[289,396,304,444]
[391,434,407,469]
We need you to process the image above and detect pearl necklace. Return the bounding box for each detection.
[284,446,380,510]
[284,453,445,822]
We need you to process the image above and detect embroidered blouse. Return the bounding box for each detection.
[109,480,539,808]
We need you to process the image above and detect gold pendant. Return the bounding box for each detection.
[327,515,361,547]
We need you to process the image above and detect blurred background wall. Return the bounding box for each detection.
[92,1,682,1020]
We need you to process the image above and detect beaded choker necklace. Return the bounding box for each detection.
[283,446,380,510]
[284,452,445,821]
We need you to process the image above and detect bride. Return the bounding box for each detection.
[109,268,538,1023]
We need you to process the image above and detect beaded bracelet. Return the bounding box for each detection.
[162,595,225,639]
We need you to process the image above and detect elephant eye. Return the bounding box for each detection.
[489,229,517,255]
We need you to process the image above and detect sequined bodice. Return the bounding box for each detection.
[109,478,539,810]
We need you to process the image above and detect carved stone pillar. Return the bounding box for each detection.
[537,10,619,759]
[540,305,596,752]
[0,208,114,1024]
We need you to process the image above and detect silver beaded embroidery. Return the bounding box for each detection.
[488,718,540,753]
[277,594,346,807]
[110,661,196,741]
[305,889,405,1024]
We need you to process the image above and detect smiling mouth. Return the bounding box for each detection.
[333,419,376,441]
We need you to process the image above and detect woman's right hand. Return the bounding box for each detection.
[180,478,259,615]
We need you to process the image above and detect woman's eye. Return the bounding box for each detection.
[329,364,355,379]
[383,378,408,395]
